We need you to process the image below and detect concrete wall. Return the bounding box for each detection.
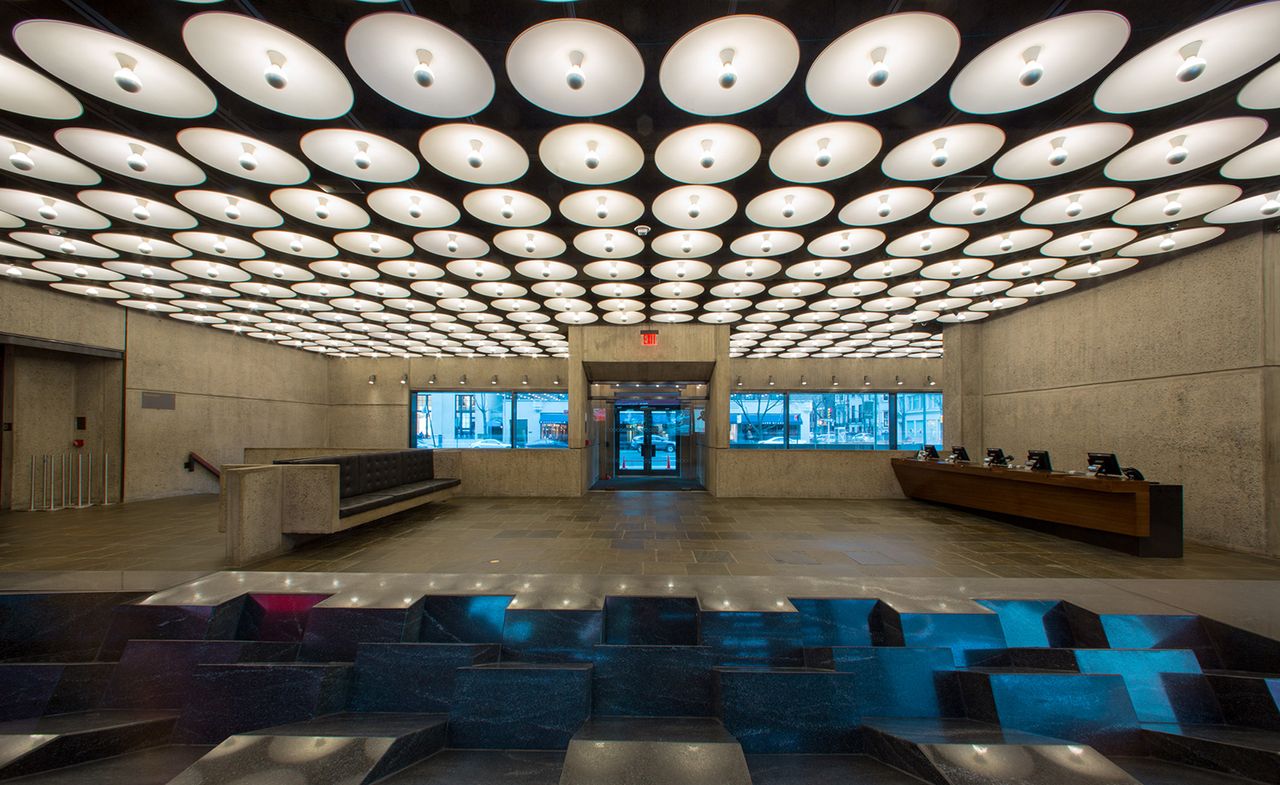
[944,231,1280,555]
[712,449,914,498]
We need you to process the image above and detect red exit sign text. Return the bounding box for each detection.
[640,330,658,347]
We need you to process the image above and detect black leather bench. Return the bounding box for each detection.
[275,449,460,518]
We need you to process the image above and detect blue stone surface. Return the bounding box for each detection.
[603,596,698,645]
[896,612,1006,664]
[349,642,498,713]
[101,640,297,710]
[808,646,963,718]
[173,663,352,743]
[419,595,512,644]
[501,609,602,662]
[591,645,715,717]
[790,599,877,647]
[0,593,142,663]
[963,671,1142,754]
[977,599,1074,648]
[701,611,804,667]
[1074,648,1210,724]
[449,663,591,749]
[0,663,113,721]
[300,606,417,662]
[717,668,862,753]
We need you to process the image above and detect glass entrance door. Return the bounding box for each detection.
[615,405,680,475]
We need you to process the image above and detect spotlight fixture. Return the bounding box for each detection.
[831,376,840,387]
[490,375,499,385]
[113,53,142,93]
[1065,194,1084,218]
[552,376,561,386]
[1047,137,1068,167]
[428,374,437,385]
[566,49,586,90]
[799,375,807,386]
[9,144,34,172]
[814,138,832,168]
[735,376,743,387]
[521,375,529,385]
[1175,40,1206,83]
[1163,194,1183,217]
[718,48,737,89]
[867,46,889,87]
[125,144,147,172]
[466,139,484,169]
[367,374,376,385]
[895,375,904,386]
[927,376,937,387]
[353,141,372,170]
[400,373,408,385]
[413,48,435,87]
[699,138,715,169]
[767,375,775,386]
[929,138,948,168]
[1018,45,1044,86]
[1165,135,1189,166]
[263,50,288,89]
[237,143,257,172]
[863,375,871,386]
[459,374,468,385]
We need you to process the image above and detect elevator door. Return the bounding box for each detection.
[615,405,680,475]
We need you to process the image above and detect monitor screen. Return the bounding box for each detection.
[918,445,939,460]
[1087,452,1123,476]
[950,446,970,462]
[985,448,1006,466]
[1027,450,1052,472]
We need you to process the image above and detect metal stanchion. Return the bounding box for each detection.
[101,454,114,505]
[28,456,36,511]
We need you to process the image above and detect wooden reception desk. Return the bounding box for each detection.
[891,459,1183,557]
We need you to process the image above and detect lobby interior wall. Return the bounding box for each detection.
[944,231,1279,555]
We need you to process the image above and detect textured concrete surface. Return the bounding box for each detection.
[712,450,912,499]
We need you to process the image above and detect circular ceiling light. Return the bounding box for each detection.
[560,189,644,228]
[94,234,191,259]
[806,13,959,116]
[250,230,332,258]
[965,229,1053,256]
[0,239,44,260]
[506,18,643,116]
[728,230,803,257]
[77,191,196,230]
[1220,137,1280,180]
[1238,59,1280,110]
[659,15,798,116]
[18,233,117,259]
[0,136,99,186]
[419,124,529,185]
[414,230,489,258]
[920,258,994,280]
[1112,184,1241,225]
[807,228,885,258]
[950,12,1130,114]
[56,128,204,186]
[989,257,1065,280]
[334,232,413,259]
[929,184,1034,225]
[654,124,761,184]
[367,188,459,229]
[175,128,309,186]
[1040,227,1136,257]
[1056,257,1138,280]
[839,187,933,226]
[241,260,315,282]
[346,12,493,118]
[650,230,722,258]
[1119,227,1224,256]
[14,20,215,118]
[175,190,282,228]
[173,259,251,282]
[538,123,644,185]
[493,229,566,259]
[300,129,418,183]
[1104,117,1266,181]
[447,260,510,281]
[0,189,108,229]
[582,260,644,280]
[378,260,445,282]
[993,123,1133,180]
[651,259,712,281]
[1,263,57,281]
[881,124,1005,180]
[312,260,378,281]
[1095,2,1280,114]
[854,258,923,280]
[885,227,968,257]
[744,187,835,228]
[463,189,551,227]
[785,259,851,281]
[270,189,369,229]
[1020,187,1135,225]
[1205,192,1280,223]
[174,231,265,259]
[572,229,644,258]
[182,11,353,119]
[768,122,881,184]
[651,185,736,230]
[0,54,82,119]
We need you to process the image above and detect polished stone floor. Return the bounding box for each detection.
[3,492,1280,581]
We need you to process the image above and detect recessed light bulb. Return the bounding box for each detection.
[64,243,80,257]
[881,260,894,276]
[1176,41,1207,82]
[565,49,586,90]
[1159,234,1176,251]
[446,234,458,254]
[877,194,892,218]
[699,138,715,169]
[467,140,484,169]
[353,142,372,171]
[584,141,600,170]
[263,51,287,89]
[839,233,851,253]
[970,193,988,216]
[1260,194,1280,216]
[413,49,435,87]
[138,241,152,255]
[132,201,151,221]
[999,234,1014,252]
[815,138,832,168]
[369,236,382,255]
[37,200,58,221]
[744,260,755,278]
[718,48,737,89]
[1018,46,1044,86]
[1163,195,1183,217]
[339,264,351,278]
[1047,136,1068,167]
[1065,195,1084,218]
[213,238,228,254]
[524,234,536,254]
[782,195,796,219]
[9,147,33,172]
[1078,233,1094,252]
[1034,283,1045,295]
[113,54,142,93]
[949,262,963,277]
[676,261,687,278]
[604,233,616,254]
[406,196,422,220]
[1087,262,1102,276]
[289,236,303,253]
[406,262,418,278]
[224,200,241,220]
[125,149,147,172]
[867,47,889,87]
[930,139,948,168]
[1165,136,1189,166]
[919,232,932,252]
[237,143,257,172]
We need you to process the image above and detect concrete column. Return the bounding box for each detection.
[567,326,590,494]
[941,323,983,454]
[1262,227,1280,556]
[704,325,731,494]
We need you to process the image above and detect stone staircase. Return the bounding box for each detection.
[0,589,1277,783]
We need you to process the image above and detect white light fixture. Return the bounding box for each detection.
[367,374,376,385]
[1175,40,1206,83]
[930,138,948,167]
[1019,45,1044,86]
[1165,135,1189,165]
[863,375,871,386]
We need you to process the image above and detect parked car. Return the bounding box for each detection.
[758,436,786,445]
[469,438,511,448]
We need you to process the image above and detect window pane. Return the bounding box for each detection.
[412,391,511,448]
[896,392,944,450]
[789,392,891,449]
[729,393,788,447]
[514,392,569,448]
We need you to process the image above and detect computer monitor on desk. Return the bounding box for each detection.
[1087,452,1123,477]
[1027,450,1052,472]
[984,448,1008,467]
[917,445,939,460]
[949,446,970,462]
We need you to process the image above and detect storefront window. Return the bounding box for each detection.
[729,391,937,450]
[513,392,569,447]
[895,392,944,451]
[728,392,788,447]
[788,392,891,449]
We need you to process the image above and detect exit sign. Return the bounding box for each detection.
[640,330,658,347]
